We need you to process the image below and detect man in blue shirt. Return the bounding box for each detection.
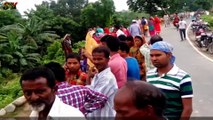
[119,42,140,80]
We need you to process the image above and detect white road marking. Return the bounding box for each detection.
[186,22,213,63]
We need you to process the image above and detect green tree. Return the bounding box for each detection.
[81,0,115,28]
[194,0,213,11]
[113,11,149,27]
[50,0,89,20]
[26,2,82,43]
[0,10,22,28]
[127,0,213,15]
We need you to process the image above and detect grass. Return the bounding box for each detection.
[0,75,23,109]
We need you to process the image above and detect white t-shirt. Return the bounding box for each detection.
[30,96,85,120]
[116,29,125,37]
[178,20,187,29]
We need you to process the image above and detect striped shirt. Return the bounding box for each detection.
[87,67,118,117]
[147,65,193,120]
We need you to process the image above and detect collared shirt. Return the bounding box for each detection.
[65,70,87,85]
[87,67,118,117]
[56,82,107,115]
[30,96,85,120]
[108,53,127,88]
[147,65,193,119]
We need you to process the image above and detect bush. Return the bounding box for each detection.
[72,40,86,53]
[202,14,213,30]
[43,40,65,65]
[0,77,22,108]
[0,67,17,80]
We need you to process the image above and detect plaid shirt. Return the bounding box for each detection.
[56,82,108,116]
[65,70,87,86]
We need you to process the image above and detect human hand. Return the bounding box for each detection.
[63,34,71,40]
[88,66,98,78]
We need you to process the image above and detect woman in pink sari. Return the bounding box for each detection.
[154,15,161,35]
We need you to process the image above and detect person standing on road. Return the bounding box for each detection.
[147,41,193,120]
[154,15,161,35]
[178,17,187,41]
[129,20,142,37]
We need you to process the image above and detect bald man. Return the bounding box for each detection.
[114,81,166,120]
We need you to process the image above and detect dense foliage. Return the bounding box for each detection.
[201,13,213,30]
[127,0,213,15]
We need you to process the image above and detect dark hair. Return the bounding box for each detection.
[150,35,163,45]
[44,62,65,82]
[66,53,81,62]
[114,25,120,29]
[119,42,130,53]
[135,35,146,45]
[92,46,110,58]
[126,35,134,42]
[118,35,127,42]
[100,35,111,42]
[20,67,56,88]
[125,81,166,116]
[105,35,120,52]
[135,35,143,41]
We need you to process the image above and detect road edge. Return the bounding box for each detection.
[186,22,213,63]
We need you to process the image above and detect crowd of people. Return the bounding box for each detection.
[19,15,193,120]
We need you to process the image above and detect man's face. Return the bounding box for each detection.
[92,52,109,72]
[66,58,80,73]
[114,88,148,120]
[150,50,171,68]
[21,77,55,112]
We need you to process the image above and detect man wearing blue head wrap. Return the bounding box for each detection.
[147,41,193,120]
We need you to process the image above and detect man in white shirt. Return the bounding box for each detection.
[20,67,85,120]
[178,17,187,41]
[87,46,118,118]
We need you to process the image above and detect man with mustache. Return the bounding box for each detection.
[86,46,118,117]
[20,67,85,119]
[147,41,193,120]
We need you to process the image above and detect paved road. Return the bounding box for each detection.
[159,21,213,117]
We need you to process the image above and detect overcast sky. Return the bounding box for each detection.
[5,0,128,15]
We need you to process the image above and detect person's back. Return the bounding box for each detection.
[119,41,140,80]
[105,36,127,88]
[125,57,140,80]
[108,54,127,88]
[129,20,142,37]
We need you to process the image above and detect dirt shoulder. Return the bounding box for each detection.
[187,29,213,60]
